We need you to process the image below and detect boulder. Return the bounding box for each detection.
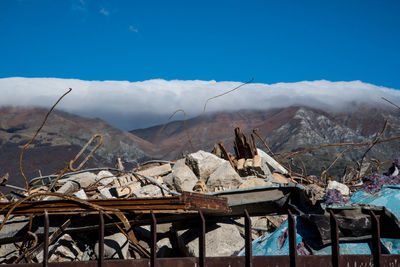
[170,159,198,192]
[327,181,350,196]
[176,223,244,257]
[207,161,243,191]
[186,150,225,181]
[73,189,88,200]
[94,233,129,259]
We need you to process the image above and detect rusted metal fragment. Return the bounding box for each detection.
[0,192,230,216]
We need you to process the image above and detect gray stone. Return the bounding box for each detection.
[170,159,198,192]
[207,161,243,191]
[177,223,244,257]
[94,233,129,259]
[186,150,225,181]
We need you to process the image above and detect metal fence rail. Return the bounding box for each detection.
[4,208,400,267]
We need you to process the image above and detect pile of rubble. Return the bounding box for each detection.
[1,127,400,264]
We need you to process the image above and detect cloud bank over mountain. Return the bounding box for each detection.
[1,77,399,129]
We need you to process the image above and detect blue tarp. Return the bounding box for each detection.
[240,185,400,255]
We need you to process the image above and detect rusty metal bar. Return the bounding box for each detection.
[151,211,157,267]
[98,210,104,267]
[288,209,297,267]
[199,210,206,267]
[43,210,49,267]
[244,209,252,267]
[0,192,229,215]
[370,210,381,267]
[329,210,340,267]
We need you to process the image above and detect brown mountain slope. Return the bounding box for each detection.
[131,105,400,177]
[0,107,154,190]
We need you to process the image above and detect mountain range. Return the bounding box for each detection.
[1,104,400,191]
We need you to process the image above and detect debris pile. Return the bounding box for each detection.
[1,126,400,264]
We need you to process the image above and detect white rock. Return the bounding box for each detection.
[73,189,88,200]
[207,161,243,191]
[186,150,226,180]
[257,149,288,175]
[327,180,350,196]
[238,178,271,189]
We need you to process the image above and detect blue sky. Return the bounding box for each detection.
[0,0,400,89]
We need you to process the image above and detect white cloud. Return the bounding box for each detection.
[129,25,138,33]
[99,8,109,16]
[0,78,399,129]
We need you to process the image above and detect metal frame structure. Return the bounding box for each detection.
[3,208,400,267]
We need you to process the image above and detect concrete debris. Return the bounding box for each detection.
[2,125,400,263]
[326,180,350,196]
[94,233,129,259]
[186,150,225,181]
[36,234,83,262]
[207,161,243,191]
[177,222,244,257]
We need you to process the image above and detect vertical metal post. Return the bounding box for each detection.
[370,210,381,267]
[43,210,49,267]
[199,210,206,267]
[98,210,104,267]
[244,209,252,267]
[329,210,340,267]
[288,209,297,267]
[151,211,157,267]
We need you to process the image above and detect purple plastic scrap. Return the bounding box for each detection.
[322,189,351,205]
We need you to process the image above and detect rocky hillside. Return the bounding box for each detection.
[0,107,153,190]
[132,105,400,177]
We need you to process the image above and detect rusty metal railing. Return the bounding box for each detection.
[6,208,400,267]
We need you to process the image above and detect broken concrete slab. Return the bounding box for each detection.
[137,164,172,178]
[97,170,117,186]
[186,150,226,181]
[73,189,88,200]
[169,159,198,193]
[94,232,129,259]
[257,148,288,175]
[177,222,244,257]
[207,161,243,191]
[327,180,350,196]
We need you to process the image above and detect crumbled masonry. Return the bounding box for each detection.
[1,127,400,264]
